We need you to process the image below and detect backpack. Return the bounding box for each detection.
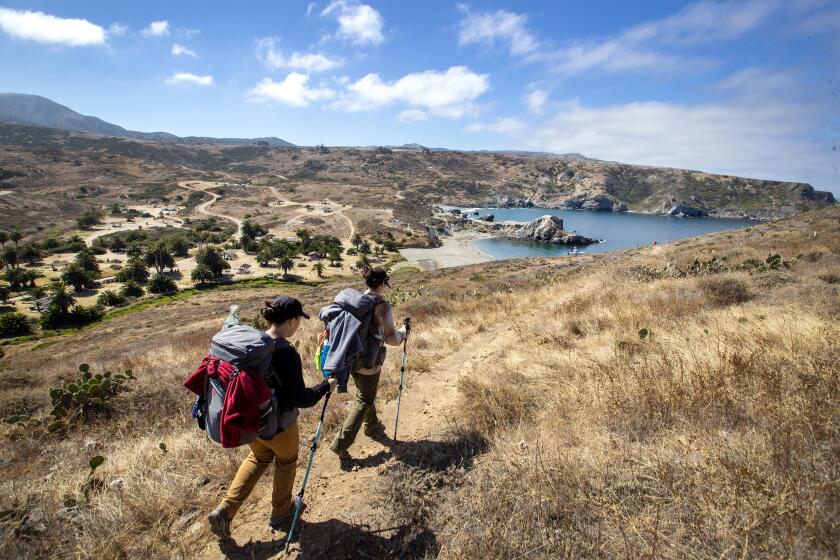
[323,288,385,372]
[352,296,386,372]
[193,325,287,447]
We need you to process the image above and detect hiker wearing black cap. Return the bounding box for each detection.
[208,296,336,538]
[330,267,407,459]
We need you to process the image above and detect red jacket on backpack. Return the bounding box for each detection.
[184,356,271,447]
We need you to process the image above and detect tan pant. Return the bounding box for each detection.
[219,421,299,520]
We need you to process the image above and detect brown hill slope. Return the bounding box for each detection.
[1,206,837,558]
[0,124,834,245]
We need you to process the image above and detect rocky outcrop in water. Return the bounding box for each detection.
[502,215,600,245]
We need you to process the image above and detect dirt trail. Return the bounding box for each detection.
[180,177,357,244]
[201,323,507,559]
[179,181,244,239]
[264,178,357,241]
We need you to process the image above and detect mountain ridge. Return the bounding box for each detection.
[0,93,296,147]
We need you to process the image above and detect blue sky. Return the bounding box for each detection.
[0,0,838,194]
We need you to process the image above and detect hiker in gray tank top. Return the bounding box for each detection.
[330,267,407,461]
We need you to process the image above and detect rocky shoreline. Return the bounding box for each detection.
[442,186,836,221]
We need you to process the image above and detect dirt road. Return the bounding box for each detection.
[179,181,244,239]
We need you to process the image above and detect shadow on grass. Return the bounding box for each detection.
[215,519,438,560]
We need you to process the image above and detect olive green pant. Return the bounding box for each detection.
[330,371,381,452]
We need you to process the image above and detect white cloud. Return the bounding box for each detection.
[457,4,538,55]
[524,92,835,190]
[0,7,106,46]
[397,109,428,123]
[535,1,780,76]
[255,37,342,73]
[321,0,384,45]
[526,89,548,114]
[142,20,170,38]
[165,72,213,87]
[335,66,489,118]
[171,43,197,57]
[466,117,527,135]
[248,74,336,107]
[108,23,128,36]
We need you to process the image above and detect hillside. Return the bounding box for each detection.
[0,124,834,250]
[0,94,295,147]
[0,206,837,558]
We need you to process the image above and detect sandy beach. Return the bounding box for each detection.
[400,231,495,271]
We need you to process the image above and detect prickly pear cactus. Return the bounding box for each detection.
[47,363,136,431]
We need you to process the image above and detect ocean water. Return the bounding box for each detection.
[466,207,756,259]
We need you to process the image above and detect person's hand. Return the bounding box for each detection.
[327,377,337,392]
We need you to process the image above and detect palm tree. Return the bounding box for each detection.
[22,269,43,289]
[9,229,22,270]
[145,241,175,274]
[359,240,372,256]
[356,254,371,272]
[0,230,9,271]
[312,262,325,278]
[75,249,101,274]
[191,263,214,286]
[50,281,76,315]
[279,256,294,277]
[9,229,22,251]
[61,263,93,292]
[351,233,362,251]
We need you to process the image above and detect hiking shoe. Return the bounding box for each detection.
[330,446,352,460]
[208,507,231,539]
[268,497,306,531]
[364,421,387,438]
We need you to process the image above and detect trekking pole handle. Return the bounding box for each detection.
[403,317,411,337]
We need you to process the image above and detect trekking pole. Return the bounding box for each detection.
[393,318,411,442]
[285,390,331,553]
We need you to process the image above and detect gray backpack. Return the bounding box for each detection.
[203,325,287,445]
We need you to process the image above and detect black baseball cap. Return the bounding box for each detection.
[270,295,310,322]
[367,267,391,288]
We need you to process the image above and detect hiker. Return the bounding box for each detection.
[207,296,336,538]
[329,267,407,459]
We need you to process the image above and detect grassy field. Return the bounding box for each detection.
[0,206,837,558]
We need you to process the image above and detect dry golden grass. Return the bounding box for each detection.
[403,214,840,558]
[0,207,838,559]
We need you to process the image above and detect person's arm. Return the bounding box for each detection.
[274,347,330,408]
[381,303,406,346]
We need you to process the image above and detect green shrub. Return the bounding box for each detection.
[41,303,104,330]
[148,273,177,294]
[699,276,752,306]
[70,304,104,324]
[97,290,126,307]
[120,280,144,298]
[0,312,32,338]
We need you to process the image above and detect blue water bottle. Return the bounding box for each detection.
[320,340,331,378]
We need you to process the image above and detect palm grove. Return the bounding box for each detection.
[0,215,398,339]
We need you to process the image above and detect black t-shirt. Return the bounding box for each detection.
[270,344,330,411]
